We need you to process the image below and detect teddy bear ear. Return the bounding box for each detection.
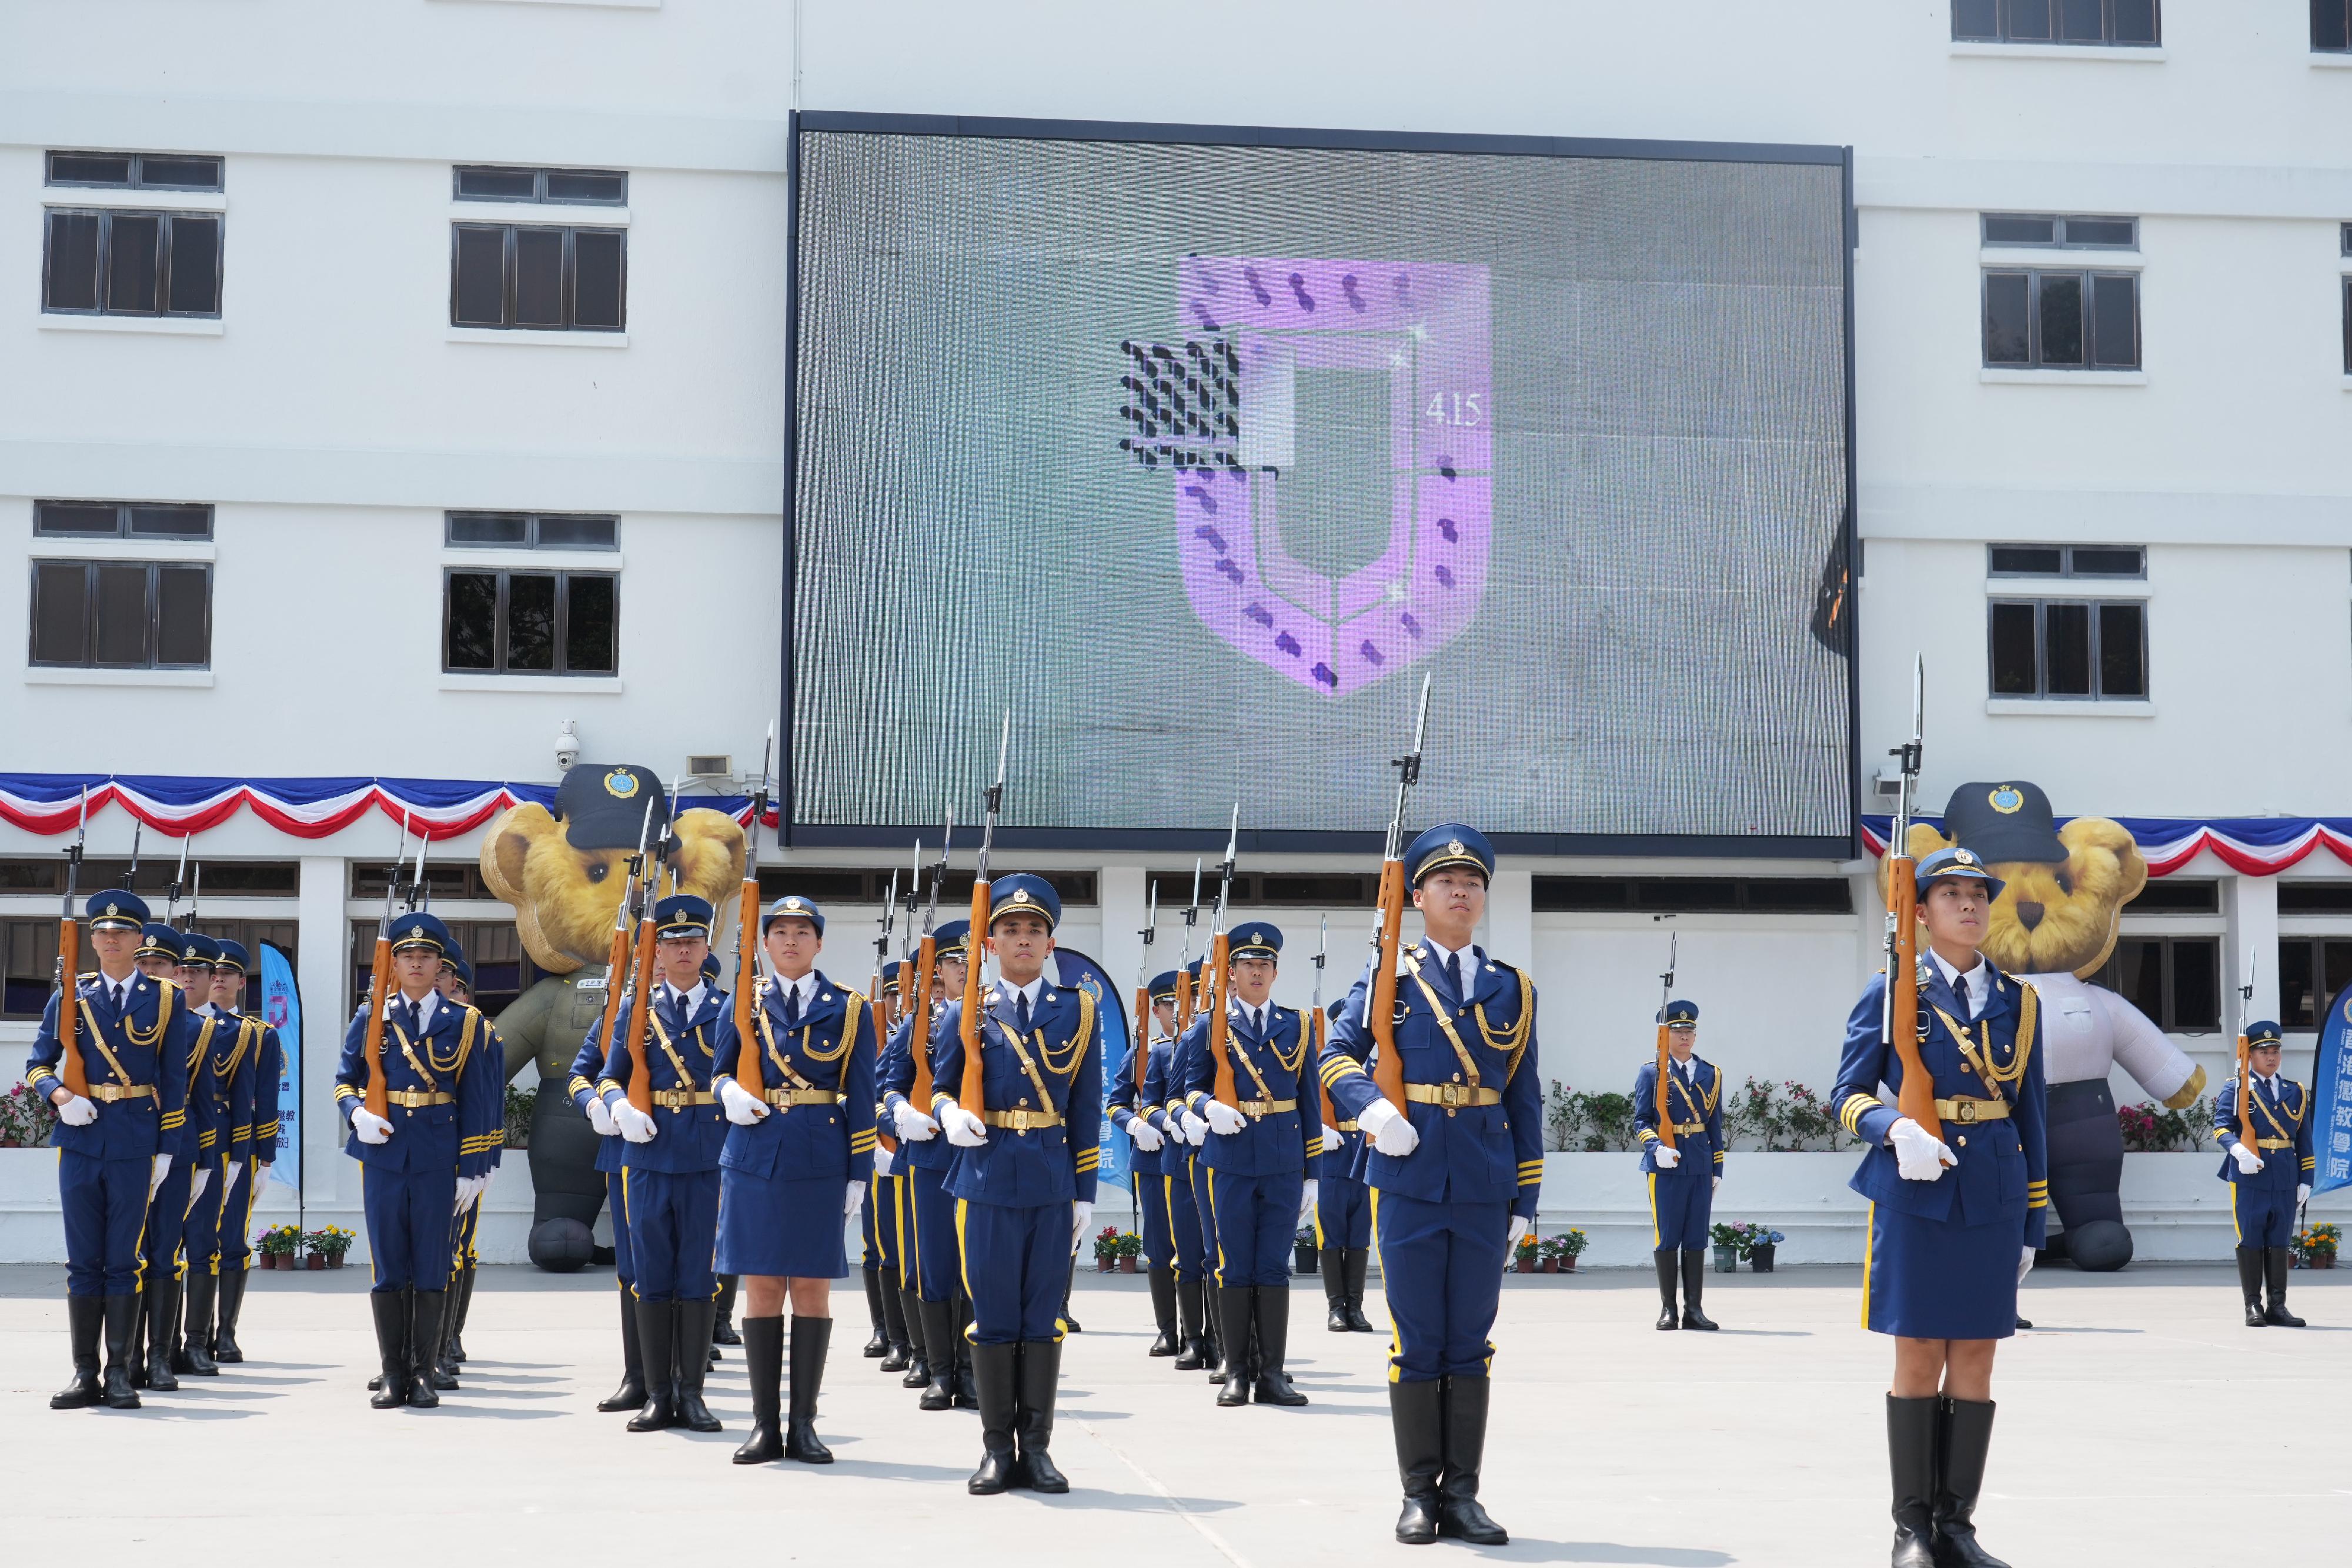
[480,802,555,906]
[669,808,749,904]
[2060,816,2149,903]
[1877,822,1957,902]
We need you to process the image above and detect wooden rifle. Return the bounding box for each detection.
[1311,916,1335,1129]
[360,813,408,1121]
[1880,655,1945,1155]
[867,866,900,1146]
[957,714,1010,1114]
[1207,806,1240,1110]
[1132,884,1158,1094]
[909,813,950,1109]
[54,788,91,1099]
[618,794,671,1116]
[1174,859,1202,1035]
[2234,948,2260,1156]
[1654,932,1678,1154]
[1367,674,1433,1114]
[731,729,773,1088]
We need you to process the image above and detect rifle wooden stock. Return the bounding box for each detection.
[1174,963,1194,1035]
[361,933,392,1121]
[957,879,989,1113]
[1314,1008,1335,1128]
[1368,858,1408,1111]
[910,934,938,1107]
[1885,852,1943,1146]
[1208,932,1238,1109]
[1132,984,1150,1092]
[1654,1024,1676,1151]
[57,918,89,1098]
[871,973,897,1154]
[621,911,657,1116]
[732,878,761,1088]
[2236,1032,2257,1151]
[594,920,633,1094]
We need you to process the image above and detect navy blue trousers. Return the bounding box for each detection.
[907,1164,961,1302]
[1209,1167,1304,1288]
[1371,1189,1510,1382]
[1648,1170,1714,1253]
[363,1162,458,1293]
[625,1167,720,1302]
[219,1158,260,1272]
[182,1153,224,1277]
[606,1170,635,1287]
[2233,1182,2297,1249]
[1166,1171,1205,1283]
[863,1175,891,1272]
[1135,1171,1174,1270]
[1317,1172,1371,1251]
[145,1152,192,1284]
[958,1198,1070,1344]
[61,1151,153,1297]
[1188,1151,1220,1279]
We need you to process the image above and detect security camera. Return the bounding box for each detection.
[554,719,580,773]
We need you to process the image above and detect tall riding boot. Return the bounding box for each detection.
[918,1297,957,1410]
[447,1263,475,1365]
[212,1268,247,1362]
[953,1294,980,1409]
[1174,1273,1208,1369]
[1437,1374,1508,1543]
[2264,1248,2307,1328]
[368,1290,407,1409]
[1016,1338,1069,1492]
[102,1292,141,1409]
[712,1274,741,1347]
[1933,1396,2011,1568]
[52,1295,104,1409]
[1204,1279,1229,1381]
[406,1291,445,1408]
[1217,1286,1256,1405]
[1390,1378,1444,1544]
[1885,1393,1939,1568]
[880,1271,913,1371]
[732,1315,785,1462]
[1252,1284,1308,1405]
[627,1298,678,1431]
[168,1266,198,1374]
[861,1265,890,1356]
[674,1296,721,1432]
[144,1272,181,1389]
[1343,1248,1376,1332]
[784,1315,835,1462]
[898,1283,930,1388]
[429,1271,461,1390]
[1061,1255,1083,1333]
[1680,1250,1719,1330]
[182,1269,220,1376]
[966,1340,1020,1494]
[1147,1265,1180,1355]
[599,1283,647,1411]
[1321,1246,1350,1331]
[2236,1247,2267,1326]
[1653,1249,1681,1330]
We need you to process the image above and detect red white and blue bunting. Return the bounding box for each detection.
[1863,815,2352,878]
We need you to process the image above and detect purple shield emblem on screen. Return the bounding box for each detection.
[1169,257,1491,698]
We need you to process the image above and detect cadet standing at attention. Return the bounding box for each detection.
[861,958,916,1370]
[178,936,260,1376]
[135,928,223,1391]
[1321,826,1539,1547]
[1315,998,1376,1335]
[209,938,280,1366]
[1172,956,1228,1379]
[29,890,196,1411]
[2212,1020,2314,1328]
[570,945,643,1413]
[1108,968,1181,1357]
[432,947,495,1386]
[881,918,977,1412]
[1634,999,1725,1331]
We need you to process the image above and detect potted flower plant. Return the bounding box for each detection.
[2295,1223,2339,1271]
[1747,1228,1786,1273]
[1708,1221,1745,1274]
[1116,1231,1144,1273]
[0,1082,59,1149]
[258,1223,303,1270]
[1548,1229,1588,1273]
[309,1225,355,1269]
[1512,1231,1540,1273]
[1093,1224,1123,1273]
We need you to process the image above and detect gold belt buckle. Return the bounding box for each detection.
[1954,1099,1978,1124]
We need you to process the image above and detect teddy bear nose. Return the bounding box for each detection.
[2014,900,2044,930]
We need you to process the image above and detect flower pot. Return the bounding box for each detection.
[1294,1242,1318,1274]
[1749,1243,1776,1273]
[306,1252,325,1271]
[2314,1252,2337,1271]
[326,1253,345,1269]
[1712,1245,1737,1274]
[1558,1255,1577,1272]
[1118,1255,1138,1273]
[1514,1257,1536,1274]
[1096,1255,1115,1272]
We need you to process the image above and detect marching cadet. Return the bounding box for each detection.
[2213,1021,2313,1329]
[1173,956,1229,1380]
[1140,972,1217,1368]
[568,957,643,1414]
[1832,846,2047,1568]
[28,890,195,1411]
[712,894,877,1466]
[1108,969,1181,1356]
[136,929,225,1390]
[596,895,734,1435]
[874,958,931,1394]
[335,911,503,1410]
[881,918,978,1412]
[206,938,278,1366]
[1315,998,1375,1334]
[1321,826,1540,1547]
[1180,922,1318,1407]
[700,950,737,1371]
[864,958,918,1373]
[1635,999,1725,1331]
[432,947,492,1387]
[928,874,1103,1495]
[177,937,258,1376]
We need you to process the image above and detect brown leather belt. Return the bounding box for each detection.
[387,1091,453,1109]
[1933,1096,2008,1123]
[652,1089,715,1108]
[88,1084,156,1102]
[1404,1083,1501,1108]
[984,1108,1063,1131]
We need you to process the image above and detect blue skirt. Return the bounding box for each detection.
[714,1169,848,1280]
[1863,1201,2019,1340]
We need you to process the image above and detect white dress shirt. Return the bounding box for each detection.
[1930,949,1989,1022]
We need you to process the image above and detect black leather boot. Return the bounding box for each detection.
[674,1296,721,1432]
[880,1269,912,1371]
[52,1295,104,1409]
[784,1315,835,1462]
[212,1268,246,1362]
[368,1290,407,1409]
[1886,1393,1939,1567]
[733,1315,784,1462]
[918,1297,957,1410]
[1342,1248,1376,1332]
[861,1265,890,1356]
[182,1269,220,1375]
[1391,1378,1444,1544]
[2237,1247,2267,1326]
[1252,1285,1307,1405]
[599,1283,647,1412]
[1321,1245,1349,1330]
[1174,1273,1208,1369]
[1933,1396,2010,1568]
[898,1284,930,1388]
[2264,1248,2307,1327]
[446,1264,476,1366]
[967,1340,1020,1494]
[627,1298,677,1431]
[1437,1374,1508,1544]
[102,1292,141,1409]
[712,1274,741,1346]
[1681,1250,1719,1330]
[953,1295,979,1409]
[1217,1285,1255,1406]
[144,1272,181,1389]
[1147,1265,1180,1355]
[1654,1249,1681,1330]
[429,1271,461,1391]
[1061,1255,1082,1333]
[1204,1278,1230,1382]
[1015,1338,1068,1492]
[167,1265,198,1375]
[406,1291,445,1408]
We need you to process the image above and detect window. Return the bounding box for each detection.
[0,860,296,897]
[46,152,222,190]
[43,208,221,317]
[1988,598,2146,698]
[1147,872,1382,907]
[1531,877,1854,913]
[2342,223,2351,374]
[1983,269,2138,369]
[185,923,298,1015]
[2318,1,2352,52]
[756,869,1101,905]
[1954,0,2159,44]
[2092,936,2219,1031]
[35,500,212,540]
[1987,543,2143,577]
[2,920,61,1019]
[442,568,617,675]
[454,166,626,205]
[1981,213,2138,249]
[31,561,211,668]
[450,225,624,331]
[2281,882,2352,915]
[2128,877,2217,914]
[446,511,618,550]
[350,919,544,1021]
[351,862,498,901]
[2279,937,2352,1030]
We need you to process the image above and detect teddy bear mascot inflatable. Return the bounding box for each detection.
[1886,781,2204,1271]
[477,764,746,1270]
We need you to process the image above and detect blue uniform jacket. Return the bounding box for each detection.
[1319,942,1543,1220]
[1633,1055,1726,1179]
[880,1005,954,1172]
[25,972,196,1162]
[213,1010,269,1164]
[1832,966,2049,1245]
[2212,1074,2313,1191]
[1107,1037,1176,1179]
[243,1017,285,1164]
[333,994,502,1179]
[595,983,732,1175]
[712,971,878,1185]
[1180,1004,1322,1178]
[175,1007,227,1162]
[566,1022,627,1175]
[930,980,1102,1209]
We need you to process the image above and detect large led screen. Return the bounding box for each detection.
[787,115,1854,850]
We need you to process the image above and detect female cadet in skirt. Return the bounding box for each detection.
[1831,846,2048,1568]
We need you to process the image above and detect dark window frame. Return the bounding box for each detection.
[444,511,620,551]
[1,917,64,1021]
[42,207,223,319]
[2317,1,2352,52]
[1982,266,2139,369]
[452,165,627,205]
[1986,596,2148,700]
[439,566,620,676]
[1987,543,2146,579]
[447,223,626,332]
[1530,876,1855,914]
[2277,935,2352,1030]
[45,152,224,191]
[1980,212,2140,250]
[1953,0,2160,45]
[34,500,214,541]
[29,560,212,670]
[2091,935,2219,1032]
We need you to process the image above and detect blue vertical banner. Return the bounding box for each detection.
[259,941,302,1192]
[2315,979,2352,1194]
[1051,948,1131,1198]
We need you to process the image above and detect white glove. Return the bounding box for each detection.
[943,1105,989,1147]
[844,1179,867,1219]
[2017,1245,2034,1286]
[874,1145,896,1178]
[2298,1183,2312,1206]
[1298,1178,1319,1224]
[2230,1141,2264,1176]
[1712,1175,1720,1192]
[613,1102,658,1144]
[352,1108,394,1145]
[1359,1096,1421,1158]
[1178,1109,1211,1144]
[584,1096,617,1136]
[1652,1143,1681,1169]
[718,1078,768,1126]
[1204,1101,1246,1136]
[1506,1215,1530,1251]
[1127,1116,1165,1154]
[895,1101,941,1141]
[1888,1116,1953,1182]
[188,1164,211,1204]
[55,1092,97,1127]
[149,1153,172,1198]
[453,1175,481,1216]
[1071,1199,1094,1255]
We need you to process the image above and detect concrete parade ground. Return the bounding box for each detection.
[3,1262,2348,1567]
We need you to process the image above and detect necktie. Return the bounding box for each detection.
[1444,952,1463,1001]
[783,985,801,1027]
[1017,991,1032,1032]
[111,982,125,1013]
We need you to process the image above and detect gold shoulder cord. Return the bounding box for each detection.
[1267,1006,1308,1074]
[758,1010,821,1093]
[188,1014,219,1074]
[649,1012,696,1086]
[1404,962,1484,1086]
[1036,989,1092,1078]
[1934,984,2033,1104]
[793,990,855,1065]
